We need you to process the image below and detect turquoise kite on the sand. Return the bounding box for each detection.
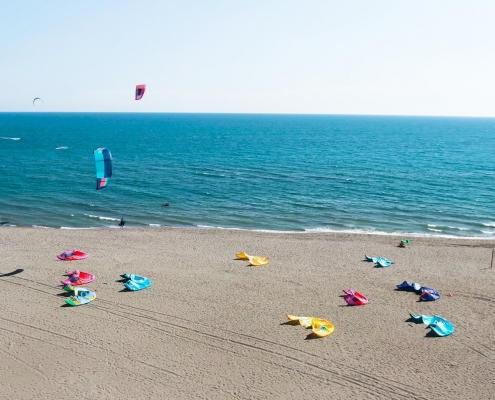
[410,313,454,337]
[365,255,393,267]
[122,274,151,291]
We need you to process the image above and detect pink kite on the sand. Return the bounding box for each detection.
[61,270,95,286]
[343,289,368,306]
[57,250,88,261]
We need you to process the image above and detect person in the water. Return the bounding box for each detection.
[119,217,125,228]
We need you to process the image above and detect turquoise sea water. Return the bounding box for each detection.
[0,113,494,238]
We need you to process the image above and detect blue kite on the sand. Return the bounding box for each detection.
[122,274,151,291]
[409,313,454,337]
[365,255,393,267]
[397,281,440,301]
[397,281,422,291]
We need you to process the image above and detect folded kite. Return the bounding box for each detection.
[61,270,95,286]
[409,313,454,337]
[286,315,335,338]
[122,274,151,291]
[418,288,440,301]
[65,287,96,306]
[397,281,440,301]
[236,252,268,266]
[365,255,392,267]
[57,250,88,261]
[343,289,369,306]
[397,281,422,291]
[236,252,249,260]
[248,255,268,266]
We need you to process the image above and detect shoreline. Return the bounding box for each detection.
[1,228,495,398]
[2,223,495,241]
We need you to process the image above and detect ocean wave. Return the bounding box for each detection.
[482,222,495,227]
[196,224,296,234]
[428,228,442,232]
[84,214,120,221]
[60,227,97,230]
[56,146,68,150]
[149,224,161,227]
[195,224,493,239]
[1,137,20,140]
[32,225,54,229]
[481,231,495,235]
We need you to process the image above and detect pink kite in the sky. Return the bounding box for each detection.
[135,84,146,100]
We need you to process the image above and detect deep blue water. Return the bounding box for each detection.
[1,113,494,238]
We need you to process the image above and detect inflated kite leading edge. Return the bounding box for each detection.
[93,148,113,190]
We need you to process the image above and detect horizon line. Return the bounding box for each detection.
[1,111,495,119]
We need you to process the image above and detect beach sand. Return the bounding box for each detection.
[1,228,494,399]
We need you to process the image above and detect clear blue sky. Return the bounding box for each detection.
[2,0,495,116]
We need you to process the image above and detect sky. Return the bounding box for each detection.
[1,0,495,116]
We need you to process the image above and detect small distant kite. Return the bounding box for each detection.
[135,84,146,100]
[33,97,43,106]
[93,148,113,190]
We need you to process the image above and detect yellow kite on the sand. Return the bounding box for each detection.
[248,255,268,266]
[236,252,250,260]
[286,315,335,338]
[236,252,269,266]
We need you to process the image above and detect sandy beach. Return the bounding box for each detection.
[1,227,494,399]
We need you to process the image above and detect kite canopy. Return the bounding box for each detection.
[61,270,95,286]
[409,313,454,336]
[93,148,113,190]
[286,315,335,338]
[135,84,146,100]
[33,97,43,105]
[343,289,369,306]
[122,274,152,291]
[57,250,88,261]
[248,255,268,266]
[365,255,392,267]
[65,287,97,306]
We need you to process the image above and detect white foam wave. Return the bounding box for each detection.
[1,137,20,140]
[32,225,53,229]
[56,146,68,150]
[196,224,294,234]
[84,214,119,221]
[149,224,161,227]
[428,224,437,227]
[198,225,492,239]
[60,227,96,230]
[482,222,495,227]
[428,228,442,232]
[481,231,495,235]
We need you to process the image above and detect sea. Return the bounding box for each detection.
[0,112,494,238]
